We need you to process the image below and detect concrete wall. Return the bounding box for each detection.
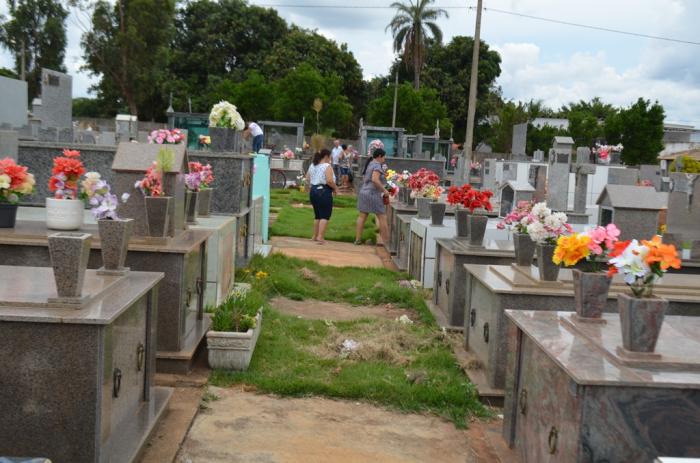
[0,76,28,128]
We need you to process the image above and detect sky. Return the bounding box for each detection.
[1,0,699,126]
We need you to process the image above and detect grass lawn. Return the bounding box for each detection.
[210,254,488,428]
[270,189,375,243]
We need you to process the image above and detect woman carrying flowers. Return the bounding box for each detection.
[355,147,390,245]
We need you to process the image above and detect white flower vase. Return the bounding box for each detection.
[46,198,85,230]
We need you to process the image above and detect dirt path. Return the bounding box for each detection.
[177,386,508,463]
[271,296,412,321]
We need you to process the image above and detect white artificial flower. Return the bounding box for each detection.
[85,171,101,181]
[531,202,550,218]
[608,239,650,285]
[0,174,10,190]
[527,221,547,243]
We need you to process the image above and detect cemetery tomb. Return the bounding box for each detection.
[387,201,417,255]
[0,266,171,463]
[408,217,457,288]
[392,214,414,271]
[462,264,700,392]
[503,310,700,462]
[188,152,254,215]
[188,215,236,307]
[596,184,668,241]
[498,180,535,218]
[433,238,514,327]
[665,172,700,259]
[234,207,253,268]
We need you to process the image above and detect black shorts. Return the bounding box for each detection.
[310,185,333,220]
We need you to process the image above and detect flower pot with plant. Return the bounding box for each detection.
[408,168,441,219]
[526,202,572,281]
[280,149,295,169]
[189,162,215,217]
[82,172,132,274]
[184,170,202,224]
[0,158,35,228]
[134,153,173,238]
[208,100,245,152]
[148,128,185,145]
[447,184,472,238]
[607,235,681,353]
[497,201,535,266]
[207,287,265,370]
[47,149,87,230]
[553,224,621,320]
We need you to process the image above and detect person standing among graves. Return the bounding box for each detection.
[305,149,339,245]
[331,139,343,180]
[339,144,353,190]
[247,121,264,153]
[355,148,390,245]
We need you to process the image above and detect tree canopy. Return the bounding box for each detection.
[367,82,450,135]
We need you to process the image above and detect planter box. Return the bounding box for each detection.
[207,310,262,370]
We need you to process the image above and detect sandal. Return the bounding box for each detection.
[353,240,363,245]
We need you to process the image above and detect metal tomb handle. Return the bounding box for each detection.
[136,343,145,371]
[519,389,527,415]
[483,322,489,343]
[470,308,476,327]
[548,426,558,454]
[113,369,122,398]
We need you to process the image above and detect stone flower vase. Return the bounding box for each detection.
[513,232,535,266]
[0,203,18,228]
[185,190,199,224]
[618,293,668,353]
[468,214,488,247]
[430,202,446,226]
[536,243,560,281]
[283,159,290,169]
[416,197,432,219]
[198,187,213,217]
[209,127,237,152]
[572,269,611,320]
[455,209,469,239]
[145,196,172,238]
[47,232,92,300]
[97,218,133,275]
[46,198,85,230]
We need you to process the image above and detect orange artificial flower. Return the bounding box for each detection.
[642,235,681,271]
[553,233,591,267]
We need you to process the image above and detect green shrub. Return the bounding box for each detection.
[211,289,265,332]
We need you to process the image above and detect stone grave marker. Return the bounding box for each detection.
[608,166,639,185]
[666,172,700,257]
[511,123,527,157]
[0,75,28,129]
[112,142,188,237]
[575,146,591,165]
[0,130,19,160]
[499,180,535,217]
[596,184,667,240]
[533,149,544,162]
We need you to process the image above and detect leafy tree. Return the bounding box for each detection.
[264,28,365,120]
[526,123,568,154]
[80,0,175,119]
[168,0,287,112]
[272,64,353,136]
[560,98,618,147]
[420,36,501,143]
[486,101,528,153]
[0,0,68,101]
[204,72,275,122]
[387,0,448,90]
[605,98,665,165]
[367,82,451,135]
[72,97,113,117]
[0,67,18,78]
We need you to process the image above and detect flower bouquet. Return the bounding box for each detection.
[552,224,621,319]
[148,128,184,145]
[367,139,384,156]
[593,143,623,165]
[0,158,35,227]
[607,235,680,352]
[280,149,295,160]
[135,154,172,238]
[526,202,572,281]
[497,201,535,265]
[47,149,87,230]
[188,162,215,215]
[447,184,493,244]
[208,100,245,152]
[199,134,211,148]
[83,172,132,273]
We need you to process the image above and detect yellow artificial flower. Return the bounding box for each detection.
[553,233,591,267]
[255,271,269,280]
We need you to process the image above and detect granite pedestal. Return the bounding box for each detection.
[463,264,700,393]
[432,239,515,328]
[188,214,236,307]
[233,207,253,268]
[392,214,414,271]
[503,310,700,462]
[188,152,254,214]
[0,218,212,374]
[0,266,172,463]
[387,201,417,255]
[408,217,457,288]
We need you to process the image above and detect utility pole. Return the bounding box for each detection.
[20,39,26,81]
[460,0,483,182]
[391,68,399,128]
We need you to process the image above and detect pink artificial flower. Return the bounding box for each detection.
[496,222,505,230]
[604,223,620,249]
[587,226,607,255]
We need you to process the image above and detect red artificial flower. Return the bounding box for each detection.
[63,149,81,158]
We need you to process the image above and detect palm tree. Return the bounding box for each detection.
[387,0,448,90]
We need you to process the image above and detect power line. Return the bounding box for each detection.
[251,2,700,46]
[476,6,700,46]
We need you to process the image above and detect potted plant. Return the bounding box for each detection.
[0,158,35,228]
[188,162,215,217]
[208,100,245,152]
[147,128,185,145]
[497,201,535,266]
[462,187,494,247]
[280,149,295,169]
[394,170,412,205]
[552,224,621,320]
[47,149,88,230]
[607,236,681,353]
[134,150,173,238]
[526,202,572,281]
[207,288,265,370]
[82,172,132,274]
[447,184,471,238]
[408,168,441,219]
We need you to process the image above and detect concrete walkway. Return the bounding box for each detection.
[270,236,396,270]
